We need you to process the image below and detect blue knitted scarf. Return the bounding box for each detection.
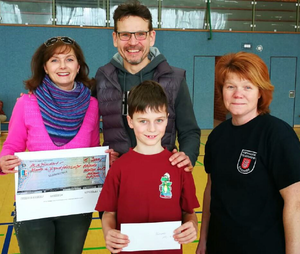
[35,75,91,146]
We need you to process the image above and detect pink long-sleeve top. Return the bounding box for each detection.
[0,94,100,164]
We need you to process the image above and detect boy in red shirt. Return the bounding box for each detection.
[95,80,199,253]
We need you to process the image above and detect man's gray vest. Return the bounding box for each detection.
[96,61,185,155]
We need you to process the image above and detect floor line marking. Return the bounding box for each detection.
[2,225,13,254]
[83,246,107,250]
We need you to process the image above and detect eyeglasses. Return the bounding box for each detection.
[117,31,149,41]
[44,36,75,47]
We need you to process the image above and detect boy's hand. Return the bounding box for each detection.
[173,221,197,244]
[105,229,129,253]
[0,155,20,174]
[105,149,120,166]
[170,149,193,172]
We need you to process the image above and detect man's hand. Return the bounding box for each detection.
[19,91,33,98]
[105,149,120,166]
[169,149,193,172]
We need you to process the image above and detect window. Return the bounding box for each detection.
[0,0,52,25]
[161,0,206,29]
[255,1,297,32]
[56,0,107,26]
[210,0,253,31]
[0,0,299,32]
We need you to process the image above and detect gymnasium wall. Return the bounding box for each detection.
[0,25,299,129]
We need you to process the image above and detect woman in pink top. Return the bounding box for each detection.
[0,37,99,254]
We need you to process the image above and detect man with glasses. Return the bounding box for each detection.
[95,1,200,171]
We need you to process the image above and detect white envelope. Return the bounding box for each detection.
[121,221,181,252]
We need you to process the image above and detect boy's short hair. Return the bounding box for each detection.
[128,80,168,118]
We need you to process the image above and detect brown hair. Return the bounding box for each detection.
[128,80,168,118]
[24,38,95,91]
[113,0,153,32]
[215,51,274,114]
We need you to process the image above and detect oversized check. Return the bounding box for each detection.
[14,146,109,221]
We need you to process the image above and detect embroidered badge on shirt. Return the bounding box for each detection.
[159,173,172,199]
[237,149,257,174]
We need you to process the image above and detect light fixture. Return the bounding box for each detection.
[256,45,263,52]
[242,43,252,49]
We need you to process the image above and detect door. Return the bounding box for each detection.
[270,57,296,126]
